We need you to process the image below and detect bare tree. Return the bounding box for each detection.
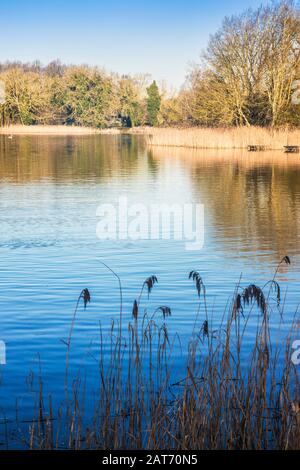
[188,0,300,127]
[262,1,300,126]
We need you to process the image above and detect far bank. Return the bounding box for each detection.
[1,125,300,151]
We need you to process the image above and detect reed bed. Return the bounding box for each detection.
[4,258,300,450]
[146,127,300,150]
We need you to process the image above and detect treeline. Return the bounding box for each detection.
[0,61,161,128]
[179,0,300,128]
[1,0,300,129]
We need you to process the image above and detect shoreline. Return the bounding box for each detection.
[0,125,123,136]
[1,125,300,151]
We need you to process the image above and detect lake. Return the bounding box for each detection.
[0,134,299,446]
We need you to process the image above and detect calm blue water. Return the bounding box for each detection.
[0,135,299,445]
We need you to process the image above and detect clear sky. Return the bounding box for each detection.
[0,0,270,89]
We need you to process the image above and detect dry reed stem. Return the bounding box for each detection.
[146,126,300,150]
[4,262,300,450]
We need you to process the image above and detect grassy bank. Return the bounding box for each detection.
[0,125,150,136]
[4,258,300,450]
[0,125,121,136]
[146,127,300,150]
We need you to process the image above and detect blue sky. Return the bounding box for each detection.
[0,0,270,88]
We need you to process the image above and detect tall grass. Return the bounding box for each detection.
[146,127,300,150]
[6,258,300,450]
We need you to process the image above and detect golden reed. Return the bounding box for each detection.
[145,126,300,150]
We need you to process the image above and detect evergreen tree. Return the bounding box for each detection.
[146,80,161,126]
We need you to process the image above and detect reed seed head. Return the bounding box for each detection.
[189,271,205,298]
[144,275,158,298]
[281,255,291,265]
[157,306,171,319]
[81,288,91,309]
[132,299,138,319]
